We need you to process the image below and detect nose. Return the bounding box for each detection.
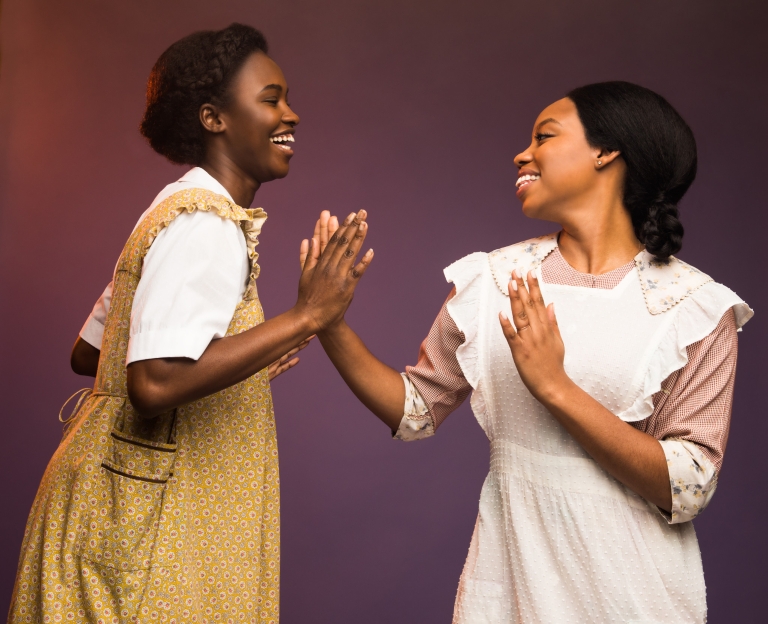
[283,104,300,127]
[514,142,534,168]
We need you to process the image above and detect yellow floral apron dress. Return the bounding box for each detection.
[9,188,280,623]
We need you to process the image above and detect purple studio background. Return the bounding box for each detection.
[1,0,765,621]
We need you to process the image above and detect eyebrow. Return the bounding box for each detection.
[260,84,283,93]
[535,117,561,131]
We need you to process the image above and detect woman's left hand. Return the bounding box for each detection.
[299,211,340,268]
[268,336,314,381]
[499,270,570,402]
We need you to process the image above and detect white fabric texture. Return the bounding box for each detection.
[439,239,751,624]
[78,168,250,364]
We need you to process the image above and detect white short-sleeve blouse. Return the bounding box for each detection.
[79,168,250,364]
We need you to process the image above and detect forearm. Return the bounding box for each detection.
[127,306,314,417]
[541,378,672,512]
[318,321,405,430]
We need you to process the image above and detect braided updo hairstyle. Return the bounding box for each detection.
[567,81,697,261]
[140,23,269,165]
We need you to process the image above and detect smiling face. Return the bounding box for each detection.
[205,51,299,183]
[514,98,613,224]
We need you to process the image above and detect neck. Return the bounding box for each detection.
[200,154,260,208]
[556,194,643,275]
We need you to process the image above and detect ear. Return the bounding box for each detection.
[593,147,621,169]
[199,103,226,134]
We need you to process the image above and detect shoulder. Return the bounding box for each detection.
[636,252,753,328]
[635,252,713,314]
[140,190,254,268]
[445,232,559,295]
[149,187,251,224]
[139,187,264,254]
[158,207,244,246]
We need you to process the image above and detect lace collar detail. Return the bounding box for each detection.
[144,188,267,301]
[633,250,713,315]
[488,232,714,315]
[487,232,559,294]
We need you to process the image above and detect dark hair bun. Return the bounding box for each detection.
[567,81,697,261]
[140,23,268,165]
[641,201,684,259]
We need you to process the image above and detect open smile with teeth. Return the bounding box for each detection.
[516,174,540,189]
[270,134,295,151]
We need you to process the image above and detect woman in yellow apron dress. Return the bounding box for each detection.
[9,23,373,623]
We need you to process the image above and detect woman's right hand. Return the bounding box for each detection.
[296,210,373,333]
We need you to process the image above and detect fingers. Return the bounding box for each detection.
[306,211,336,268]
[281,345,303,360]
[300,238,320,273]
[287,335,315,357]
[298,334,316,348]
[508,271,531,333]
[350,248,374,279]
[316,211,354,270]
[511,269,546,331]
[525,270,548,325]
[498,311,518,342]
[328,215,339,240]
[318,210,331,253]
[269,336,316,381]
[327,209,368,267]
[269,356,300,381]
[547,303,562,342]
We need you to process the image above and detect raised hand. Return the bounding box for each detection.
[296,210,373,333]
[267,335,314,381]
[498,269,568,402]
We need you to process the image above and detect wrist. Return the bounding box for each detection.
[534,372,578,409]
[291,305,322,336]
[317,318,348,341]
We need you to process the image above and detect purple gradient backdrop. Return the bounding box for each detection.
[1,1,765,621]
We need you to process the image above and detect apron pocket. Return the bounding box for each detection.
[77,429,177,571]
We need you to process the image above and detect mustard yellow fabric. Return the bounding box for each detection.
[9,189,280,623]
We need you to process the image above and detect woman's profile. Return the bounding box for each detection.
[314,81,753,623]
[8,23,373,622]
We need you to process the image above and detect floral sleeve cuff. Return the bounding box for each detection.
[393,373,435,442]
[658,438,718,524]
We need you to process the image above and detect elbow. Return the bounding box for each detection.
[126,364,172,418]
[127,383,167,419]
[70,354,88,376]
[71,338,100,377]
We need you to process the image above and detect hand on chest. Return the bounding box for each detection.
[488,270,678,416]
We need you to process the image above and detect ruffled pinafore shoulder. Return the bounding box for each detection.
[444,232,753,421]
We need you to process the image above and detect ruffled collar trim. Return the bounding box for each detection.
[487,232,715,315]
[144,188,267,301]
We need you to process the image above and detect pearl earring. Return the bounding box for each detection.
[597,160,602,165]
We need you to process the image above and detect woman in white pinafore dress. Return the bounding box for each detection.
[313,81,753,623]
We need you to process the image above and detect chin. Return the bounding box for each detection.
[268,157,292,180]
[520,200,560,226]
[520,199,541,219]
[256,165,291,183]
[273,165,291,179]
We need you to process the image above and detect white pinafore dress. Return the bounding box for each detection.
[446,235,752,624]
